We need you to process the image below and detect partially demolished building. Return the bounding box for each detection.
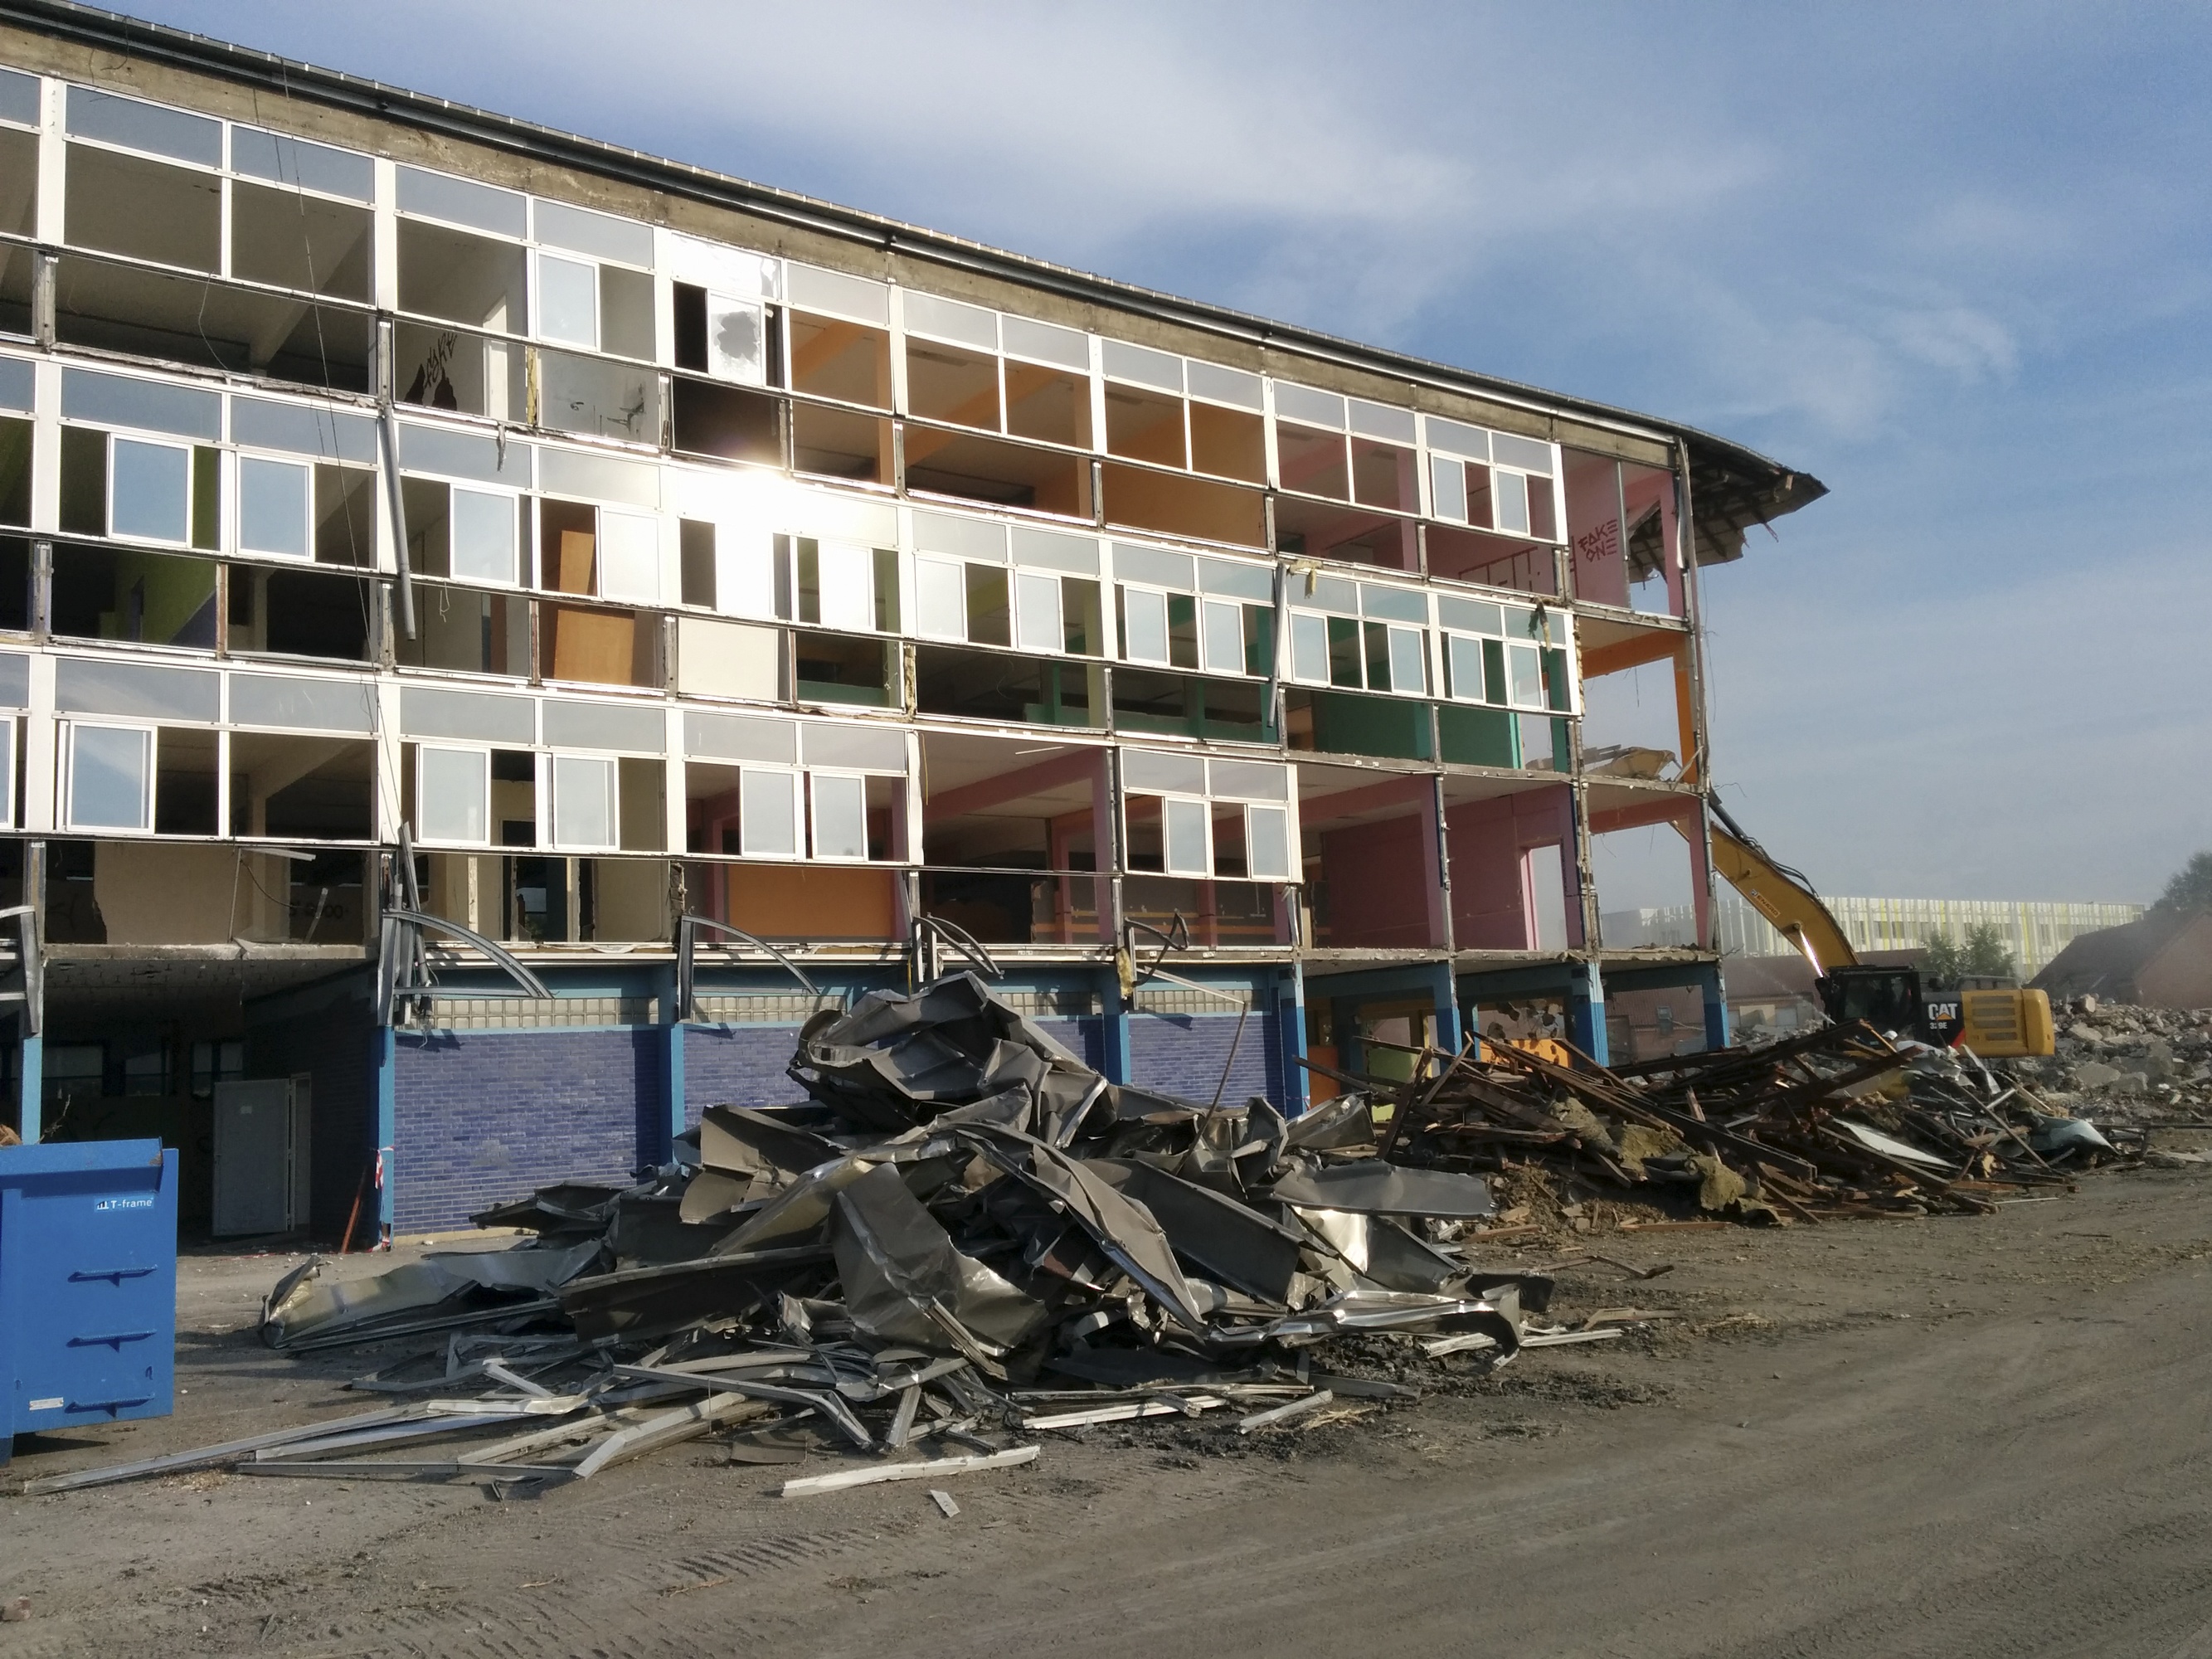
[0,3,1824,1240]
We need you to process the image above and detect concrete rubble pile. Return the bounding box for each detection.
[27,974,1608,1500]
[1365,1020,2130,1224]
[2034,997,2212,1117]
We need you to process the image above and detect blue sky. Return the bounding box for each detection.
[98,1,2212,904]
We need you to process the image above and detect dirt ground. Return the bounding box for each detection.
[6,1151,2212,1659]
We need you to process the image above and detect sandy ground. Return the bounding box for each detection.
[5,1154,2212,1659]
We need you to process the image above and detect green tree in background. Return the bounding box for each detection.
[2156,850,2212,914]
[1921,922,2016,985]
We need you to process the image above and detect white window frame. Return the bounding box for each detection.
[533,248,600,350]
[61,720,156,834]
[913,554,970,642]
[547,752,620,853]
[447,481,523,588]
[1505,641,1549,712]
[1384,624,1429,697]
[1244,803,1293,881]
[1160,795,1212,878]
[234,452,314,560]
[710,519,780,620]
[811,539,876,634]
[0,716,17,830]
[1288,609,1332,686]
[1201,598,1247,678]
[1117,583,1174,667]
[1443,631,1490,703]
[596,507,661,606]
[105,432,197,547]
[807,770,871,864]
[1014,568,1064,655]
[413,742,493,848]
[737,765,804,861]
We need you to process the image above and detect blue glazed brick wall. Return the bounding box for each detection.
[1130,1010,1283,1107]
[1033,1015,1106,1073]
[391,1027,659,1232]
[683,1024,811,1125]
[248,995,374,1241]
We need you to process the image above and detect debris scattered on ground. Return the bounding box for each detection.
[27,975,1646,1500]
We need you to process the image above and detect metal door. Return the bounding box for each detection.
[211,1079,293,1237]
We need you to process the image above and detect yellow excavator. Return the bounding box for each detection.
[1705,802,2054,1058]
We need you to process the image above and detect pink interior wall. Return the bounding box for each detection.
[1320,813,1437,948]
[1447,786,1578,949]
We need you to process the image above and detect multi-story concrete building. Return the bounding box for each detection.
[0,4,1825,1238]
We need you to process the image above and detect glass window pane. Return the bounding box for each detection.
[1509,642,1544,708]
[69,724,151,830]
[1495,469,1531,537]
[110,438,190,542]
[812,772,867,860]
[707,293,767,384]
[417,746,489,843]
[716,524,777,619]
[817,541,874,632]
[1202,600,1244,676]
[1388,626,1427,695]
[1164,797,1209,877]
[1247,805,1291,880]
[1291,611,1329,683]
[1123,586,1169,664]
[599,509,660,604]
[537,252,598,348]
[916,557,966,640]
[1015,571,1061,654]
[1448,634,1486,702]
[1429,454,1467,523]
[551,753,615,849]
[741,767,798,858]
[238,456,310,557]
[450,488,518,583]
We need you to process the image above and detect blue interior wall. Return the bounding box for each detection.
[1129,1010,1282,1106]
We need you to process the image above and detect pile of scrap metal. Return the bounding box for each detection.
[1363,1021,2121,1223]
[27,975,1584,1498]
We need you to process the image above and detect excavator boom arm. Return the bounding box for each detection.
[1705,818,1858,975]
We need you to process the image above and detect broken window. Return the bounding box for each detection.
[794,631,895,707]
[1110,668,1271,744]
[912,644,1097,727]
[226,565,375,662]
[0,411,31,529]
[226,732,374,839]
[1271,494,1418,572]
[904,426,1091,516]
[792,404,892,484]
[64,141,221,273]
[1424,522,1557,596]
[1099,462,1266,549]
[671,377,783,465]
[541,602,661,688]
[1284,687,1434,761]
[673,284,776,385]
[1272,382,1351,500]
[395,582,530,675]
[0,538,30,630]
[229,179,372,301]
[50,543,219,649]
[397,217,527,334]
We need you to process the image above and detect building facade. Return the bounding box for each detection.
[0,5,1824,1237]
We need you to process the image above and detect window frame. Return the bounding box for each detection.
[60,719,157,834]
[412,742,493,848]
[547,750,620,853]
[806,768,872,864]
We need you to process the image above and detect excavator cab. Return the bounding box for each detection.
[1816,966,1924,1040]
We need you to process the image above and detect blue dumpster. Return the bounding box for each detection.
[0,1139,177,1462]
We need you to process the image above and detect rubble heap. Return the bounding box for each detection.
[2032,998,2212,1117]
[25,975,1575,1499]
[1364,1021,2127,1223]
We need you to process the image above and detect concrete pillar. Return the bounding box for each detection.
[1427,959,1464,1057]
[1567,961,1609,1066]
[1700,961,1732,1051]
[1098,965,1130,1084]
[661,973,687,1165]
[17,1028,40,1144]
[1276,964,1309,1117]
